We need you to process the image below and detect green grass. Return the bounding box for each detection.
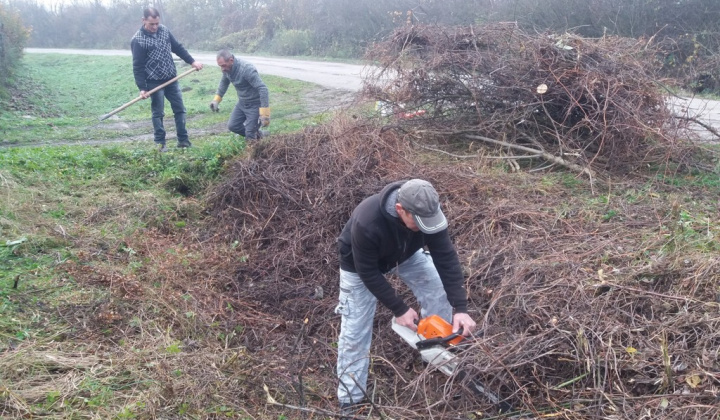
[0,55,319,358]
[0,54,323,145]
[0,54,330,418]
[0,138,252,361]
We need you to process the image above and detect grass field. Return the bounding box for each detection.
[0,54,333,419]
[1,54,720,419]
[0,54,320,145]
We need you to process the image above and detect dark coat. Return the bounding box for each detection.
[130,24,194,90]
[338,181,468,317]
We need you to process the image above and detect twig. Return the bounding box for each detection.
[347,373,387,420]
[410,140,480,159]
[552,372,589,390]
[411,137,542,160]
[229,205,259,220]
[675,115,720,139]
[291,319,309,415]
[264,399,352,418]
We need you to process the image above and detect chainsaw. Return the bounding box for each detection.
[392,315,512,413]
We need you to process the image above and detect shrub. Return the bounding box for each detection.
[203,29,265,54]
[268,29,312,56]
[0,4,30,97]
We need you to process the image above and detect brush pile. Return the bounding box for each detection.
[364,23,705,175]
[202,118,720,419]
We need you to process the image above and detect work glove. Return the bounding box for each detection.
[259,107,271,127]
[210,95,222,112]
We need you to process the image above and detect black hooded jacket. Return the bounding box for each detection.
[338,181,468,317]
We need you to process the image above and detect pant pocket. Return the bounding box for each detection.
[335,290,351,316]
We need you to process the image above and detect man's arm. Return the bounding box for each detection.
[425,229,467,313]
[168,31,202,71]
[426,229,477,335]
[245,68,270,108]
[215,73,231,99]
[210,73,231,110]
[168,31,194,65]
[130,38,148,91]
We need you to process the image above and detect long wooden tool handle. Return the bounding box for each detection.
[99,67,198,121]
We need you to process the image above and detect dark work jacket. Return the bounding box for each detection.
[338,181,468,317]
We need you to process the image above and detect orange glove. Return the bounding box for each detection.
[259,107,271,127]
[210,95,222,112]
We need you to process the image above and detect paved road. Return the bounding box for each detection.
[667,96,720,140]
[25,48,368,91]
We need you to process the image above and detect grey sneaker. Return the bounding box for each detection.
[158,143,168,153]
[177,141,192,148]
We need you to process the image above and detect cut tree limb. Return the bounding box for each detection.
[463,134,596,179]
[675,115,720,139]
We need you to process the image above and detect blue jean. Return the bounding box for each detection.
[227,101,260,140]
[148,80,189,145]
[335,249,453,405]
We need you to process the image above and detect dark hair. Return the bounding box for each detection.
[217,49,233,61]
[143,7,160,19]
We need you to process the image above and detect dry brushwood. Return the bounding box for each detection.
[195,119,720,419]
[6,122,718,418]
[364,23,703,175]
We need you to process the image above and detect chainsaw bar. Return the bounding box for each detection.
[391,318,512,413]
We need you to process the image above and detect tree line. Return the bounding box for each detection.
[1,0,719,88]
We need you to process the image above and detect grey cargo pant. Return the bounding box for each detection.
[227,101,260,140]
[335,249,453,405]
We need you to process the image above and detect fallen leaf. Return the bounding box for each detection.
[685,374,702,388]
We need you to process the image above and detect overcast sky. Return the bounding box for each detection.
[31,0,108,8]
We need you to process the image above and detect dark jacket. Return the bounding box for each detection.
[130,24,195,91]
[216,55,270,108]
[338,181,468,317]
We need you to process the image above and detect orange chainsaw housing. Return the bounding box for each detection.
[417,315,463,346]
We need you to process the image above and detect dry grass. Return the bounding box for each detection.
[4,115,719,418]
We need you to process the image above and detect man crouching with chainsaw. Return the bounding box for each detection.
[336,179,477,416]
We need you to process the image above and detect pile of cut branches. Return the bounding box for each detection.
[198,119,720,419]
[364,24,701,175]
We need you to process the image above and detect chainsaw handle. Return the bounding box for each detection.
[415,328,464,350]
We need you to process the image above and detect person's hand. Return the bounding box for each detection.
[210,95,222,112]
[259,107,271,127]
[140,90,150,99]
[452,313,476,337]
[394,308,419,331]
[191,61,203,71]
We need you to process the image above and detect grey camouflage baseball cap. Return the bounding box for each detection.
[397,179,448,234]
